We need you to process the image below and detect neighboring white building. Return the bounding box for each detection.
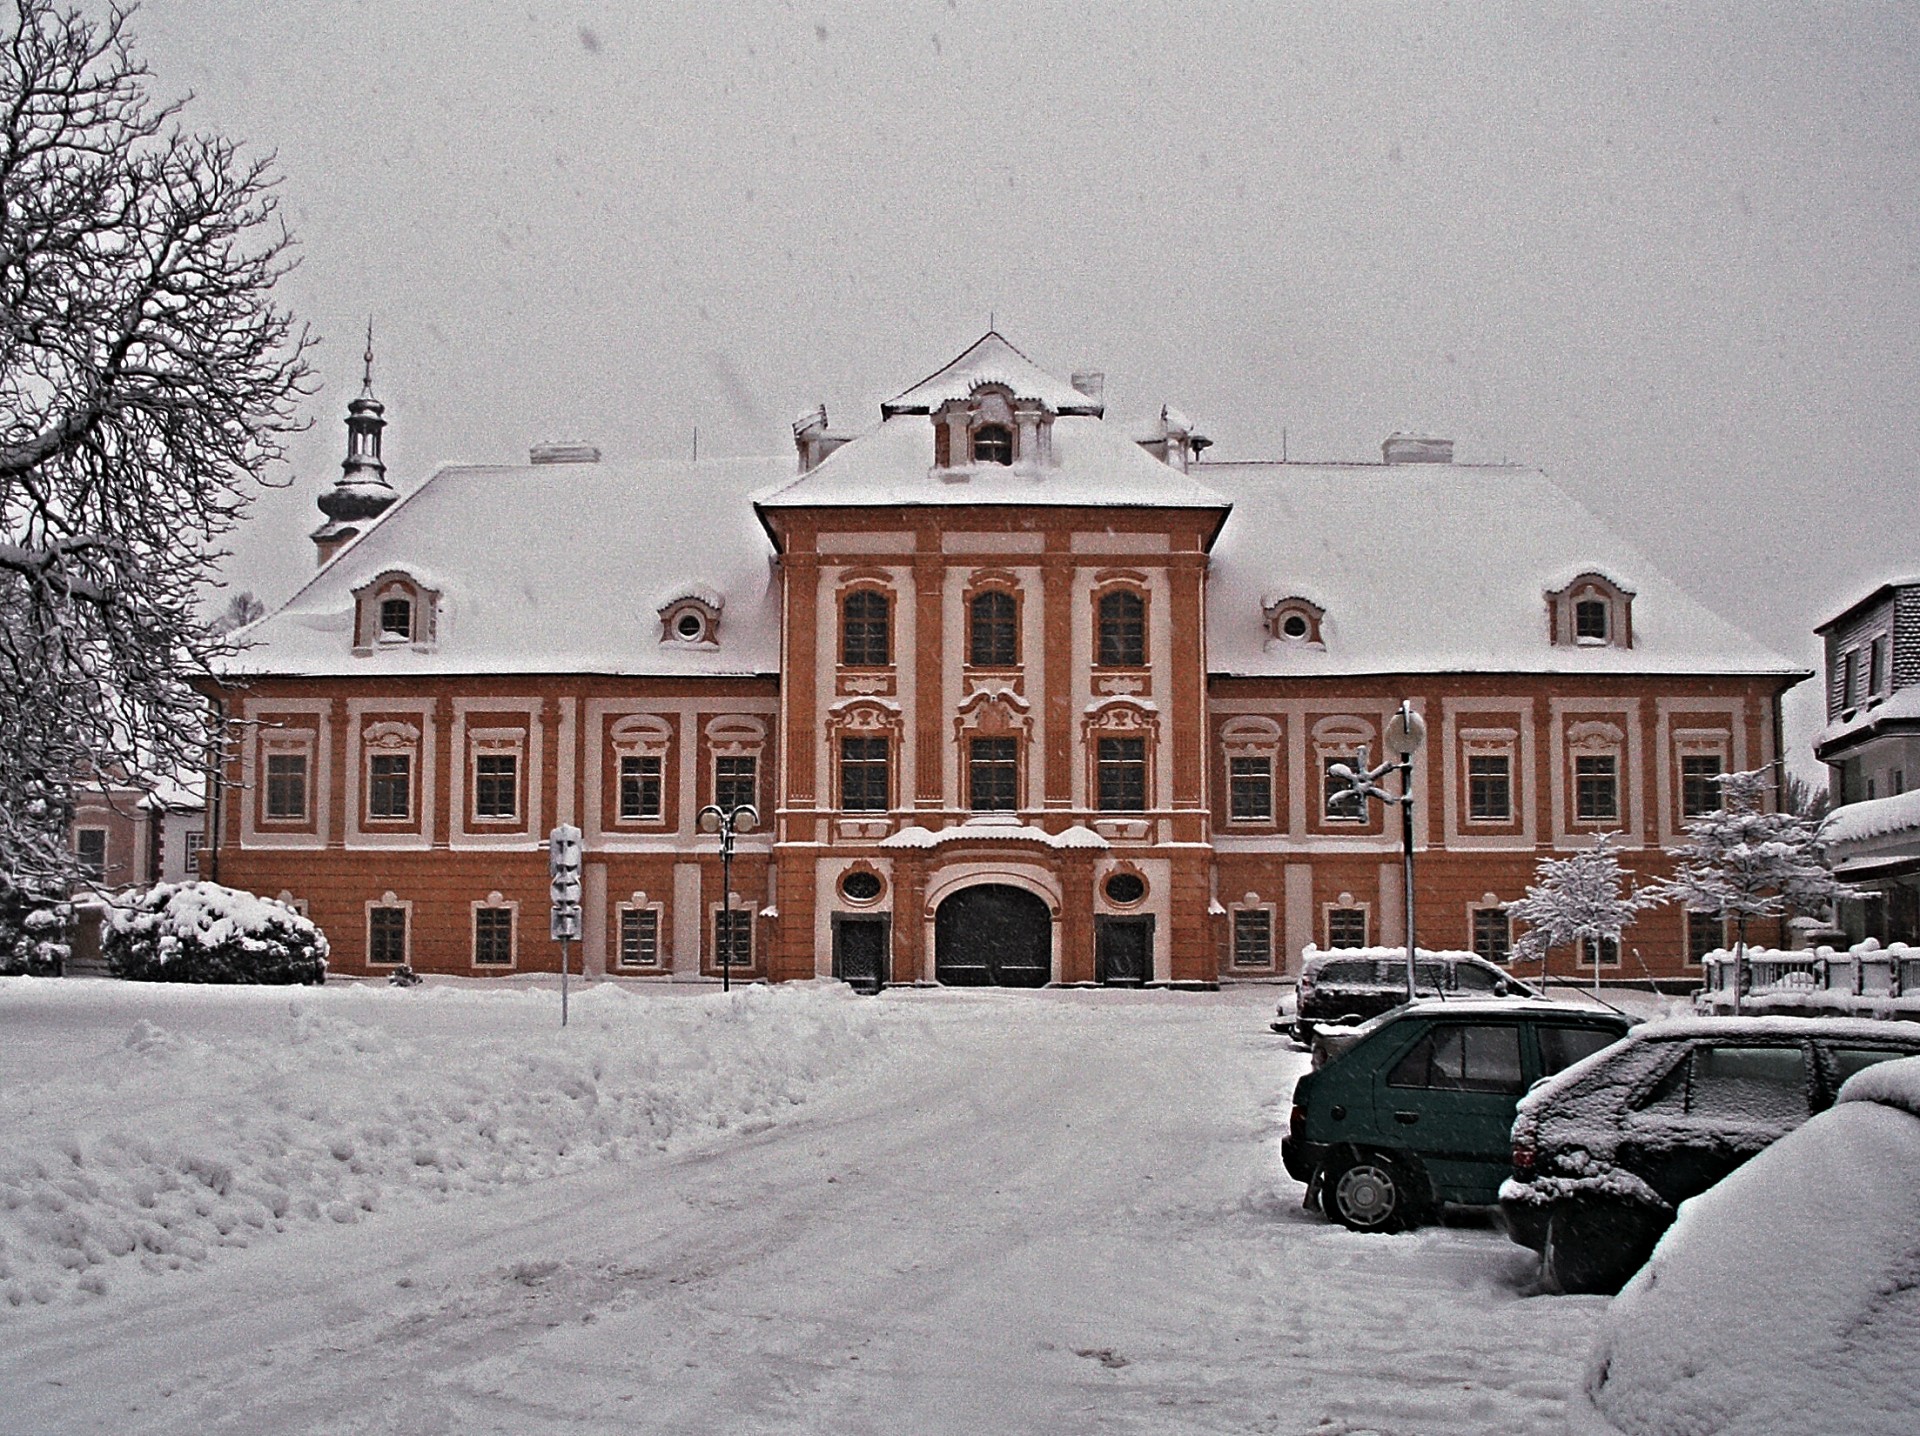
[1815,580,1920,943]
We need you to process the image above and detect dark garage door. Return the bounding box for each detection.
[934,885,1052,987]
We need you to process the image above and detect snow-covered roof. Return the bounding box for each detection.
[1814,682,1920,752]
[1821,787,1920,849]
[223,457,792,678]
[754,411,1230,516]
[1202,461,1803,678]
[880,331,1104,417]
[880,815,1109,850]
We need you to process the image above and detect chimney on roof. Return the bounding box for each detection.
[1071,370,1105,402]
[792,404,851,474]
[529,442,601,464]
[1381,433,1453,465]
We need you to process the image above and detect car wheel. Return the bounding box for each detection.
[1542,1205,1661,1295]
[1324,1152,1420,1233]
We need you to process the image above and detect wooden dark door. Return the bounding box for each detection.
[934,885,1051,987]
[833,915,888,993]
[1095,916,1153,986]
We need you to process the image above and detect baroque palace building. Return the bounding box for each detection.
[207,333,1804,987]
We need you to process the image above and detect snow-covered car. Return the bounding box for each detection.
[1502,1016,1920,1294]
[1272,948,1540,1045]
[1567,1054,1920,1436]
[1281,998,1634,1231]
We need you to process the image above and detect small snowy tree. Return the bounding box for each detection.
[0,1,311,957]
[105,881,327,984]
[1507,833,1654,995]
[1652,769,1854,1014]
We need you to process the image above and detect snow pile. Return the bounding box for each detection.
[105,880,327,983]
[1575,1054,1920,1436]
[0,979,907,1310]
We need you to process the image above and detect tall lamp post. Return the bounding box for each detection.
[697,802,759,993]
[1328,701,1427,1002]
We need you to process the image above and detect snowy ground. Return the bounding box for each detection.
[0,979,1616,1435]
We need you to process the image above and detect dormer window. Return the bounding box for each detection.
[658,593,721,648]
[1547,571,1634,649]
[379,597,413,642]
[352,571,439,655]
[973,424,1012,465]
[1262,595,1326,648]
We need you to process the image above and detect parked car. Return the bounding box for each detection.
[1566,1055,1920,1436]
[1281,999,1635,1231]
[1273,948,1541,1045]
[1502,1016,1920,1295]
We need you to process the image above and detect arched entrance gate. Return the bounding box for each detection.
[933,884,1052,987]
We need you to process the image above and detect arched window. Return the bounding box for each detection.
[973,424,1013,465]
[968,590,1017,666]
[841,590,891,666]
[1096,590,1146,667]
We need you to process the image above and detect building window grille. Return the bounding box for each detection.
[1574,598,1608,641]
[378,597,413,640]
[1467,754,1511,821]
[619,755,662,821]
[1574,755,1618,822]
[1096,737,1147,811]
[841,591,891,667]
[1326,908,1368,949]
[1680,755,1722,819]
[969,591,1018,666]
[713,909,752,968]
[1228,756,1272,821]
[473,907,514,966]
[839,737,890,812]
[1233,909,1273,967]
[76,828,106,878]
[185,831,204,874]
[618,909,661,968]
[715,756,757,813]
[968,737,1019,811]
[1472,908,1511,963]
[265,753,309,820]
[1323,757,1365,822]
[1687,911,1723,964]
[1096,591,1146,667]
[972,424,1012,465]
[368,906,407,965]
[368,754,412,820]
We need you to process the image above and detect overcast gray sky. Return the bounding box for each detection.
[136,0,1920,772]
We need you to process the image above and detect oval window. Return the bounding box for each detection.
[840,871,883,902]
[675,610,706,640]
[1104,872,1146,905]
[1280,613,1309,639]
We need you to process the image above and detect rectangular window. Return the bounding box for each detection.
[265,752,309,820]
[839,737,890,812]
[473,753,518,820]
[368,906,407,965]
[618,908,661,968]
[1574,754,1618,822]
[1096,591,1146,667]
[1326,908,1368,949]
[715,755,757,813]
[1471,908,1511,963]
[968,591,1018,667]
[368,753,412,820]
[1687,911,1723,964]
[968,737,1019,812]
[473,906,514,966]
[379,596,413,640]
[1096,737,1147,812]
[1467,754,1511,821]
[1228,756,1272,821]
[1233,909,1273,968]
[1579,935,1621,967]
[75,828,107,878]
[619,755,662,821]
[1680,754,1722,819]
[1845,649,1864,708]
[713,909,752,968]
[1323,757,1364,822]
[841,591,891,667]
[184,831,204,874]
[1871,636,1890,697]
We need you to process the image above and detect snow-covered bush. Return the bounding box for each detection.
[104,882,327,985]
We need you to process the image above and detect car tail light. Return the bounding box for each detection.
[1511,1137,1535,1178]
[1290,1103,1306,1143]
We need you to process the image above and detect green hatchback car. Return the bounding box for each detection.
[1280,999,1636,1231]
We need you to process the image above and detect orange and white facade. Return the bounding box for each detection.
[209,334,1804,985]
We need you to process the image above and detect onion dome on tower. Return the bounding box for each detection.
[311,324,399,565]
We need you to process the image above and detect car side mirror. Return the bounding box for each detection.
[1493,979,1511,996]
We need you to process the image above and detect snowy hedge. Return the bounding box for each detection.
[104,882,327,985]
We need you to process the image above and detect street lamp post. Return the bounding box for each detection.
[697,801,759,992]
[1328,701,1427,1002]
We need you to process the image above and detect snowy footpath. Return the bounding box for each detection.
[0,980,1607,1434]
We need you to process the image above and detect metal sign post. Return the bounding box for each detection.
[549,823,583,1027]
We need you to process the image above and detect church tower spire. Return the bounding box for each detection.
[311,322,399,565]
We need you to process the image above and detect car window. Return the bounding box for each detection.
[1388,1022,1524,1094]
[1647,1044,1809,1122]
[1413,961,1448,990]
[1828,1047,1914,1085]
[1538,1023,1618,1076]
[1453,963,1500,993]
[1318,960,1376,985]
